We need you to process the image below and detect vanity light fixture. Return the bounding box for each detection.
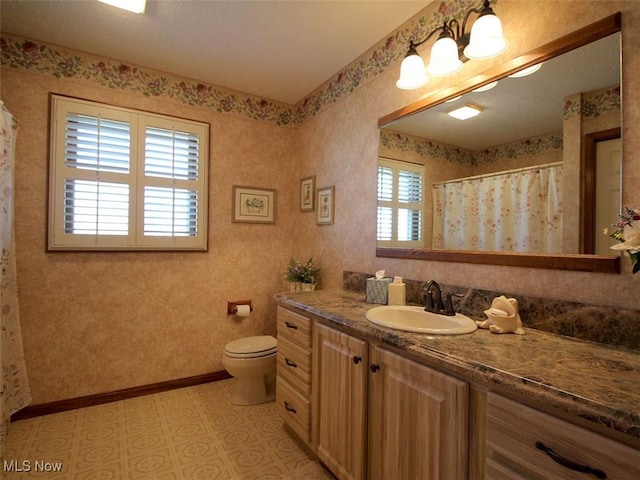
[448,104,482,120]
[98,0,146,14]
[472,81,498,92]
[396,0,507,90]
[508,63,543,78]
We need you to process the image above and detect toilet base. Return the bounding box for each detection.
[222,336,277,406]
[230,375,276,406]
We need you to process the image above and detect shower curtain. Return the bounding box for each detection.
[432,163,563,253]
[0,102,31,456]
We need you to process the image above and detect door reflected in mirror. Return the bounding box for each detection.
[378,32,621,256]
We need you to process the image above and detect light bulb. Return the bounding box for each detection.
[426,36,463,76]
[396,52,429,90]
[509,63,543,78]
[463,13,507,60]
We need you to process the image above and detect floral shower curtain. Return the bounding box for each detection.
[0,102,31,456]
[432,163,563,253]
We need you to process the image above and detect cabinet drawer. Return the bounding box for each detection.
[277,336,311,394]
[486,393,639,480]
[277,307,312,347]
[276,377,310,443]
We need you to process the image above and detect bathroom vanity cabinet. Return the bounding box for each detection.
[313,322,469,480]
[312,322,368,480]
[275,306,313,444]
[275,295,639,480]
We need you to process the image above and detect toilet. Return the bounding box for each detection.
[222,335,277,406]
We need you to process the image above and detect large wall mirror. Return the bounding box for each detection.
[377,13,622,273]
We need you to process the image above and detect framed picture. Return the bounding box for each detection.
[300,176,315,212]
[316,186,335,225]
[232,186,276,224]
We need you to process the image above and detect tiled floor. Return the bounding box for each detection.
[2,379,333,479]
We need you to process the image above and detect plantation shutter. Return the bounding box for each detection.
[377,164,394,242]
[63,114,131,236]
[143,126,201,238]
[377,158,424,248]
[397,168,423,243]
[49,95,209,251]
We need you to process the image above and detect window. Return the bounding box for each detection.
[377,158,424,248]
[49,95,209,250]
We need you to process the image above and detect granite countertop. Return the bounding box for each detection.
[275,290,640,442]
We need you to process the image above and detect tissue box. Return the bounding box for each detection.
[366,277,393,304]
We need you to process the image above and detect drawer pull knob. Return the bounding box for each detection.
[353,355,362,364]
[285,358,297,368]
[284,401,297,414]
[370,364,380,373]
[535,442,607,479]
[284,321,298,330]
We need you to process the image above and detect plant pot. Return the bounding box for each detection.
[301,283,316,292]
[289,282,302,292]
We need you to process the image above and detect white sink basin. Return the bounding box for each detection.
[366,306,477,335]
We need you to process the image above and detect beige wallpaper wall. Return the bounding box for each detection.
[1,0,638,406]
[291,1,639,306]
[1,72,297,404]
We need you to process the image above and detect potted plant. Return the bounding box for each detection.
[286,258,320,292]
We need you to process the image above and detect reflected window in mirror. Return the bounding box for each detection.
[377,158,425,248]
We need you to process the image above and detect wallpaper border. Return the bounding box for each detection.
[0,1,476,125]
[380,129,563,167]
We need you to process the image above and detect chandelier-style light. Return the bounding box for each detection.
[396,0,507,90]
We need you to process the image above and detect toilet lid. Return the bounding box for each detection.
[224,335,277,358]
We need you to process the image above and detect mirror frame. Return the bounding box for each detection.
[377,13,621,274]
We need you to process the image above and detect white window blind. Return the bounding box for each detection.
[49,95,209,251]
[64,180,130,235]
[145,126,199,180]
[377,158,424,248]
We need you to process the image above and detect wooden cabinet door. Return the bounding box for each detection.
[368,346,469,480]
[313,323,368,480]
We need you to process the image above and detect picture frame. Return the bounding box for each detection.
[300,175,315,212]
[232,186,276,224]
[316,186,335,225]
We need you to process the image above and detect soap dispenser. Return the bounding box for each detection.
[388,276,406,306]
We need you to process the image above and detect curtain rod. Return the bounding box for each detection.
[432,161,563,186]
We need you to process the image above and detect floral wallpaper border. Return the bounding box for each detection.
[294,0,480,123]
[380,128,476,165]
[0,1,476,125]
[0,36,295,126]
[380,83,619,166]
[6,1,615,127]
[380,128,563,167]
[563,86,621,120]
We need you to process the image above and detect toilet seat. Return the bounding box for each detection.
[224,335,277,359]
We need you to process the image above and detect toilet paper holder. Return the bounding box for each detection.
[227,300,253,315]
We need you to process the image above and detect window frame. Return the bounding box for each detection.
[377,157,425,248]
[48,94,210,251]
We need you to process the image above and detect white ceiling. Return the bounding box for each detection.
[0,0,429,104]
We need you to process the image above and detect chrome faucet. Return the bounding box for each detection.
[422,280,458,316]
